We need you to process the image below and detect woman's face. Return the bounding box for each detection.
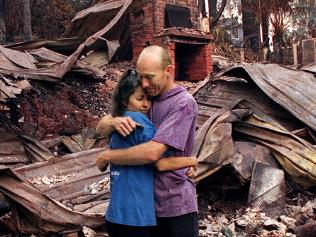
[127,87,151,114]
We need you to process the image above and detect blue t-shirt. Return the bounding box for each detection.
[105,111,157,226]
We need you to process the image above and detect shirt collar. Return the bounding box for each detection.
[154,86,186,101]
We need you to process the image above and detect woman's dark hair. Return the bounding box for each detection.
[111,69,141,117]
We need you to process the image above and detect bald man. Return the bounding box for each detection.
[97,46,199,237]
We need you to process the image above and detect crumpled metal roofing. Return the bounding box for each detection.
[222,64,316,131]
[2,0,133,81]
[0,148,107,234]
[302,63,316,74]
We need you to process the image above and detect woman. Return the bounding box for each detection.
[97,69,197,237]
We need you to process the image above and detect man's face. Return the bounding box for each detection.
[136,57,171,97]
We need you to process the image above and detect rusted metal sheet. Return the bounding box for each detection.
[0,44,63,82]
[0,168,104,234]
[193,108,252,182]
[0,59,61,82]
[193,71,316,189]
[55,0,132,79]
[71,1,125,21]
[302,63,316,74]
[0,79,21,101]
[0,46,106,82]
[235,114,316,189]
[0,133,29,165]
[62,0,128,38]
[29,47,67,63]
[221,64,316,131]
[61,128,99,153]
[0,148,108,234]
[0,75,30,102]
[248,162,286,218]
[6,38,82,54]
[0,132,54,167]
[0,46,37,69]
[19,135,54,163]
[15,148,107,193]
[62,0,146,38]
[230,141,278,184]
[194,78,306,132]
[1,0,132,81]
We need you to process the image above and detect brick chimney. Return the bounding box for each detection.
[129,0,213,81]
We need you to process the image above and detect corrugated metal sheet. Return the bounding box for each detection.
[0,133,29,166]
[302,63,316,74]
[221,64,316,131]
[1,0,133,81]
[235,114,316,189]
[193,64,316,190]
[0,148,107,234]
[194,77,306,132]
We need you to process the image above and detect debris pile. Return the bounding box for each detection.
[84,177,110,195]
[0,0,316,236]
[199,199,316,237]
[29,174,72,186]
[193,63,316,237]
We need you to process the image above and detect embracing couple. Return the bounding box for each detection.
[96,45,199,237]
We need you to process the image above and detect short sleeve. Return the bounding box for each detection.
[152,105,196,151]
[110,111,156,149]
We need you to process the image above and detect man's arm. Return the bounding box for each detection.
[96,114,138,137]
[96,140,168,170]
[155,156,197,172]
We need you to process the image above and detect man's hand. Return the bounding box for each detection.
[97,115,141,138]
[112,117,140,137]
[96,151,110,172]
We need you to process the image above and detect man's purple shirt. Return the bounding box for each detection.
[148,85,198,217]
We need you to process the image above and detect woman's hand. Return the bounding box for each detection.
[186,165,197,178]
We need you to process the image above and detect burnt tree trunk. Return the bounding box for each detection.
[0,0,5,42]
[209,0,217,19]
[208,0,227,29]
[23,0,32,40]
[198,0,207,17]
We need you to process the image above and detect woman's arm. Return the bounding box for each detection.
[155,156,197,172]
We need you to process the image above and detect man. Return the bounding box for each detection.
[96,45,199,237]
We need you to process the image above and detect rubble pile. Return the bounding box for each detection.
[198,199,316,237]
[84,177,110,195]
[65,61,132,117]
[0,61,131,140]
[18,82,96,139]
[192,63,316,237]
[29,174,72,186]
